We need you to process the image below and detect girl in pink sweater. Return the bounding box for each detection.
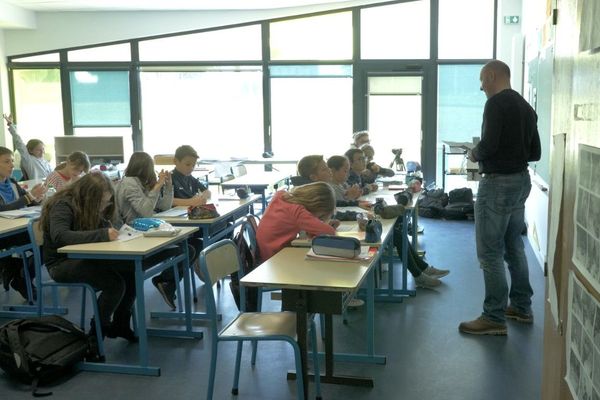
[256,182,337,260]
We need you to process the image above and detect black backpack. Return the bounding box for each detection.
[229,216,261,312]
[417,189,449,219]
[0,315,91,397]
[443,188,475,220]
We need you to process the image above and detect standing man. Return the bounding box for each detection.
[459,60,541,336]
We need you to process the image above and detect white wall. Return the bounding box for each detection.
[497,0,523,93]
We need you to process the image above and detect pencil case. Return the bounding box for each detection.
[311,235,361,259]
[132,218,164,231]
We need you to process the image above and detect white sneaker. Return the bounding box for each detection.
[423,266,450,278]
[414,273,441,289]
[348,298,365,308]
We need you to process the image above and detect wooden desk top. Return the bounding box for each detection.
[220,171,289,188]
[0,218,30,236]
[58,226,198,256]
[241,247,373,292]
[154,194,259,225]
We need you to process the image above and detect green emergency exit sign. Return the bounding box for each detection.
[504,15,520,24]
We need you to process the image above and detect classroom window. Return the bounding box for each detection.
[270,67,352,159]
[270,12,352,60]
[70,70,131,127]
[139,67,263,159]
[68,43,131,62]
[438,0,494,59]
[436,64,486,185]
[138,25,262,61]
[360,1,430,59]
[10,69,63,166]
[11,53,60,63]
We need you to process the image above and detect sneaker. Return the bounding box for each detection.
[152,277,176,311]
[414,273,441,289]
[423,266,450,278]
[505,306,533,323]
[458,316,507,336]
[347,298,364,308]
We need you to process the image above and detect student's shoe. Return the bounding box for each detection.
[106,325,139,343]
[414,273,441,289]
[458,316,507,336]
[505,306,534,324]
[152,277,176,311]
[423,266,450,278]
[347,298,364,309]
[10,277,37,301]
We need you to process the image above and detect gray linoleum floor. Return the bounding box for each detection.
[0,217,544,400]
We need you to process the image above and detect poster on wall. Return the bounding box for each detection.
[565,273,600,400]
[572,144,600,293]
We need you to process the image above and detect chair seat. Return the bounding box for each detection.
[220,311,296,339]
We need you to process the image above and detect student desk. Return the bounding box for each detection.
[58,226,199,376]
[151,195,259,321]
[0,218,38,318]
[361,189,418,301]
[219,171,289,211]
[241,246,386,399]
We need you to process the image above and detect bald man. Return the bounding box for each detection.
[459,60,541,336]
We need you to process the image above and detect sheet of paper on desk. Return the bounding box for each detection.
[154,208,188,217]
[305,246,376,262]
[117,224,143,242]
[336,224,357,232]
[0,207,41,219]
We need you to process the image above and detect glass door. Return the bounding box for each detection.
[366,75,423,172]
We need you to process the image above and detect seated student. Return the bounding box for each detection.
[41,172,141,342]
[359,144,395,184]
[294,155,371,216]
[0,146,46,299]
[345,148,378,194]
[3,114,53,180]
[170,145,213,281]
[327,155,370,205]
[256,182,338,261]
[115,151,193,310]
[350,130,370,149]
[45,151,91,191]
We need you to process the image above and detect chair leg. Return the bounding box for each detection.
[232,341,243,395]
[191,262,198,303]
[88,290,105,358]
[206,342,219,400]
[174,264,183,311]
[290,341,305,400]
[319,313,325,340]
[310,319,322,400]
[21,255,34,305]
[80,287,87,328]
[250,340,258,366]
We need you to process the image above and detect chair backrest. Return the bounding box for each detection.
[199,239,245,333]
[153,154,174,165]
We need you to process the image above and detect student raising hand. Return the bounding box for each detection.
[3,113,13,125]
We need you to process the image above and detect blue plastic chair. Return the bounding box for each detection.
[200,239,321,400]
[27,219,105,360]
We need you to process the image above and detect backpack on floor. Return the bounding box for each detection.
[417,189,449,219]
[0,315,91,397]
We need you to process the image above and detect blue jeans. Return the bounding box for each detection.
[475,171,534,324]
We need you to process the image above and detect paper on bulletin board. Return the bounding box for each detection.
[547,133,566,328]
[564,272,600,400]
[572,144,600,294]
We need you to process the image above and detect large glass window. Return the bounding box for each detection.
[140,67,263,159]
[139,25,262,61]
[70,70,131,127]
[270,65,353,159]
[10,69,63,166]
[438,0,494,59]
[437,64,486,188]
[361,1,430,59]
[270,12,352,60]
[68,43,131,62]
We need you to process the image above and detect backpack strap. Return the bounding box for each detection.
[5,321,32,377]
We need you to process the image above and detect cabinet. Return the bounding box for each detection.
[441,144,467,190]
